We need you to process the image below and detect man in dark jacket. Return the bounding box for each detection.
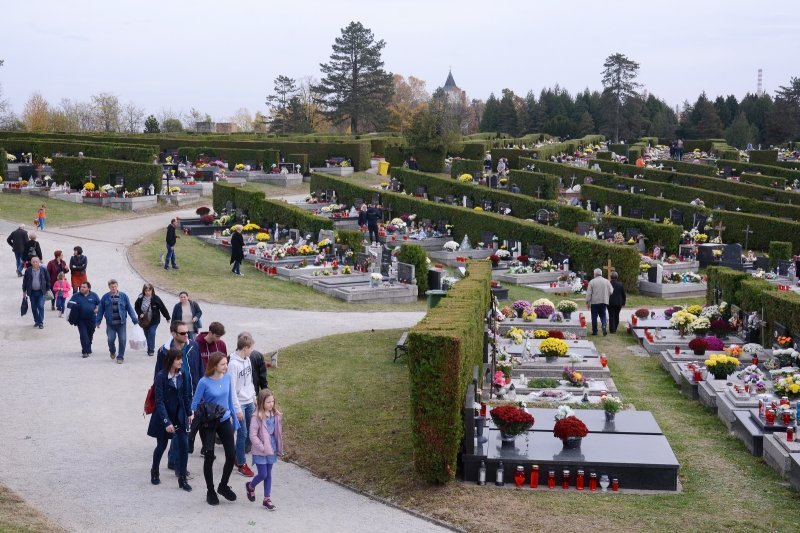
[608,271,627,334]
[230,225,245,276]
[22,256,51,329]
[24,232,42,266]
[6,223,29,276]
[67,281,100,357]
[164,219,179,270]
[365,204,382,246]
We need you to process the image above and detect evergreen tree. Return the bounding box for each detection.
[479,93,500,132]
[714,95,733,129]
[577,110,596,136]
[315,21,394,133]
[143,115,160,133]
[693,96,724,138]
[162,118,183,133]
[266,75,298,134]
[725,112,757,149]
[600,53,641,142]
[497,89,519,135]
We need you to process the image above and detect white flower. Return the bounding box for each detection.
[371,273,383,281]
[555,405,575,420]
[443,241,459,252]
[496,249,511,258]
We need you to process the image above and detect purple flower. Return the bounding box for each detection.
[512,300,532,311]
[533,304,555,318]
[704,336,724,350]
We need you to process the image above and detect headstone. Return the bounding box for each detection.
[481,199,493,211]
[668,208,684,225]
[288,229,301,242]
[605,226,617,237]
[463,197,474,209]
[445,195,456,205]
[356,253,370,271]
[693,212,708,230]
[576,222,592,236]
[460,234,472,251]
[721,243,743,263]
[381,246,392,276]
[481,231,495,248]
[372,192,381,205]
[763,195,777,203]
[389,178,400,192]
[528,245,545,260]
[437,220,449,233]
[625,227,641,240]
[778,260,792,277]
[773,321,788,340]
[433,196,443,203]
[318,229,335,244]
[754,256,770,271]
[224,200,234,213]
[497,202,511,215]
[353,197,364,209]
[648,263,663,283]
[553,253,571,271]
[427,269,445,291]
[536,209,550,224]
[397,262,415,284]
[414,186,426,197]
[697,244,720,267]
[629,207,644,219]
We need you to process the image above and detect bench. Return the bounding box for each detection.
[394,331,409,362]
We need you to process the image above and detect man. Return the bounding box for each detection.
[67,281,100,358]
[585,268,614,336]
[96,279,138,364]
[229,333,256,477]
[230,225,244,276]
[156,320,202,472]
[365,204,382,246]
[22,256,51,329]
[195,321,227,373]
[7,223,28,276]
[607,271,627,334]
[164,218,179,270]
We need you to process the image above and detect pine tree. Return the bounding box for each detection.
[480,93,500,132]
[600,53,641,143]
[143,115,160,133]
[315,21,394,133]
[725,112,756,148]
[266,75,298,134]
[497,89,519,135]
[577,111,595,136]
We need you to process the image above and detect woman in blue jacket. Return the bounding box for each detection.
[67,281,100,358]
[191,352,239,506]
[148,348,193,492]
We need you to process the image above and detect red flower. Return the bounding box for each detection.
[688,338,708,350]
[553,416,589,440]
[490,405,534,435]
[548,330,564,339]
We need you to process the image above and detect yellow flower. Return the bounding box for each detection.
[534,330,549,339]
[458,174,473,183]
[573,372,582,381]
[83,182,96,191]
[687,305,703,315]
[791,384,800,394]
[474,206,483,211]
[539,338,569,357]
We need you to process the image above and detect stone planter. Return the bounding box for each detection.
[562,436,582,450]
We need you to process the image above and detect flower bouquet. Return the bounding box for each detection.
[533,298,555,307]
[557,300,578,316]
[634,308,650,319]
[704,336,724,351]
[548,330,564,339]
[704,354,740,379]
[506,327,525,344]
[670,310,697,337]
[553,406,588,447]
[776,336,793,349]
[522,310,536,322]
[533,330,549,339]
[512,300,532,318]
[600,395,622,414]
[539,338,569,360]
[533,304,555,319]
[562,367,587,387]
[687,304,704,316]
[500,306,514,318]
[443,241,459,252]
[736,365,767,393]
[458,174,474,183]
[773,372,800,399]
[496,249,511,259]
[688,338,708,355]
[690,316,710,336]
[725,345,742,357]
[490,405,534,438]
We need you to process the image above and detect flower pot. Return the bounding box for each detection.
[515,308,525,318]
[563,312,572,321]
[545,355,558,363]
[562,436,582,450]
[370,279,380,288]
[604,411,616,422]
[692,349,706,356]
[499,431,517,446]
[711,371,728,380]
[491,261,499,268]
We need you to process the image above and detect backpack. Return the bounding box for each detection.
[143,383,156,416]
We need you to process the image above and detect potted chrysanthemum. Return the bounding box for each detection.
[557,300,578,320]
[491,404,534,446]
[553,405,589,449]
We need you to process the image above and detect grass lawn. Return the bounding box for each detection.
[0,485,64,533]
[506,283,705,309]
[128,229,426,312]
[274,329,800,532]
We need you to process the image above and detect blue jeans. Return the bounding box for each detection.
[14,252,23,274]
[164,245,176,268]
[77,319,95,354]
[232,259,242,275]
[37,217,45,230]
[106,323,127,359]
[590,303,608,334]
[143,323,159,355]
[235,402,255,465]
[157,429,188,477]
[29,290,45,326]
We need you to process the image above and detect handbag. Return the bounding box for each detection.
[143,384,156,416]
[138,313,151,328]
[20,296,28,316]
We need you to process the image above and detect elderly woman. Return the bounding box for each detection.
[171,291,203,341]
[24,232,43,266]
[135,283,172,356]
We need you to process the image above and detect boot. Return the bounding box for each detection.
[178,476,192,492]
[150,468,160,485]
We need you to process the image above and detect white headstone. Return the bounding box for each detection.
[460,234,472,251]
[655,263,664,284]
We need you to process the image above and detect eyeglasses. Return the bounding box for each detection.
[176,331,189,336]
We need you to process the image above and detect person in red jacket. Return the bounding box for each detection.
[46,250,69,310]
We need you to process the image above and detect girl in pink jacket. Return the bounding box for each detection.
[245,389,283,511]
[53,272,72,317]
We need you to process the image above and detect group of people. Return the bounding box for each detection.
[8,217,283,510]
[585,268,627,335]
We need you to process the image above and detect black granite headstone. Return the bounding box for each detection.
[414,186,426,197]
[693,212,708,230]
[754,256,770,271]
[288,229,301,242]
[629,207,644,219]
[553,253,571,270]
[576,222,591,236]
[625,227,641,240]
[372,192,381,205]
[356,252,370,271]
[445,195,456,205]
[721,243,743,266]
[427,269,445,291]
[696,245,718,267]
[481,231,496,247]
[528,245,544,260]
[668,208,684,225]
[536,209,550,224]
[463,197,474,208]
[481,199,493,211]
[353,197,364,209]
[381,247,392,276]
[778,260,792,276]
[774,321,788,340]
[397,262,415,284]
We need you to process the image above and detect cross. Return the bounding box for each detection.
[603,258,615,281]
[535,186,542,199]
[714,220,726,240]
[712,283,722,305]
[650,214,660,223]
[742,224,753,251]
[87,170,93,184]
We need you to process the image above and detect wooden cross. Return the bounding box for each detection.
[603,258,615,281]
[714,220,726,240]
[742,224,753,251]
[649,214,660,223]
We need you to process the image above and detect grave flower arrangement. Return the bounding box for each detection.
[670,310,697,336]
[777,336,793,348]
[458,174,474,183]
[771,348,800,368]
[490,405,534,437]
[5,153,15,162]
[500,306,514,318]
[496,361,513,378]
[687,305,704,316]
[690,317,710,336]
[83,182,96,191]
[553,407,589,441]
[635,308,650,318]
[533,304,555,319]
[235,163,246,170]
[255,232,270,241]
[512,300,532,314]
[522,310,536,322]
[443,241,459,252]
[557,300,578,314]
[506,327,525,344]
[700,305,721,319]
[704,354,740,379]
[736,365,767,392]
[562,367,587,387]
[704,336,725,351]
[496,249,511,259]
[539,338,569,358]
[241,223,261,233]
[600,395,623,414]
[725,344,742,357]
[370,272,383,282]
[548,330,565,339]
[772,371,800,398]
[534,330,549,339]
[688,338,708,355]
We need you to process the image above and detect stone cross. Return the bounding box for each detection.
[535,186,542,199]
[603,259,615,281]
[650,214,660,223]
[715,221,726,240]
[742,224,753,251]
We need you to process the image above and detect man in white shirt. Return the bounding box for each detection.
[229,333,256,477]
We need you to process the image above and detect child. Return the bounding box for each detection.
[37,205,46,231]
[246,389,283,511]
[53,272,71,317]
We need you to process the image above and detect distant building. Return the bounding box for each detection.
[443,70,467,106]
[194,121,238,134]
[195,121,214,133]
[215,122,236,134]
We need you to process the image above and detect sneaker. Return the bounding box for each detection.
[206,489,219,506]
[116,358,124,364]
[217,484,237,501]
[245,482,255,502]
[263,498,276,511]
[237,464,255,477]
[110,352,116,360]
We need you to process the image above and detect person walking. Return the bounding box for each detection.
[607,271,627,334]
[24,232,42,266]
[46,250,69,311]
[135,283,171,357]
[585,268,614,336]
[230,225,244,276]
[6,223,29,277]
[52,272,71,318]
[22,256,51,329]
[36,205,47,231]
[245,389,283,511]
[365,204,381,246]
[67,281,100,357]
[96,279,139,364]
[196,322,227,373]
[69,246,88,293]
[229,334,256,478]
[148,348,193,492]
[191,352,239,506]
[171,291,203,341]
[165,219,179,270]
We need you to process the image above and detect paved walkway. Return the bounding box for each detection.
[0,213,438,532]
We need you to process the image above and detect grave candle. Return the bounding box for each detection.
[576,469,585,490]
[514,466,525,488]
[752,354,759,366]
[787,426,795,442]
[675,345,680,355]
[632,315,638,325]
[495,462,504,486]
[781,396,790,407]
[562,469,570,489]
[589,472,597,491]
[784,412,792,425]
[758,398,765,416]
[547,470,556,489]
[611,478,619,491]
[530,465,539,488]
[693,369,703,382]
[478,461,486,486]
[766,409,776,425]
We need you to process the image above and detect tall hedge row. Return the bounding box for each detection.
[716,158,800,181]
[450,159,484,179]
[461,142,487,161]
[0,149,7,179]
[178,146,280,169]
[769,241,792,270]
[0,138,156,163]
[51,156,161,191]
[749,150,778,165]
[413,148,446,173]
[408,260,490,482]
[600,215,683,252]
[507,169,560,200]
[310,173,641,290]
[651,160,720,177]
[212,183,334,236]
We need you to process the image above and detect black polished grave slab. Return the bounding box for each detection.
[790,454,800,491]
[748,408,792,433]
[732,410,764,456]
[465,429,679,490]
[486,409,662,435]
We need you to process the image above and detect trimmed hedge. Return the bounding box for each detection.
[749,150,778,165]
[651,160,719,177]
[0,138,156,163]
[414,148,445,173]
[769,241,793,269]
[212,183,334,236]
[178,146,280,169]
[596,151,613,160]
[310,173,641,290]
[390,168,592,232]
[609,144,627,156]
[639,136,658,147]
[491,148,536,169]
[397,243,429,296]
[450,159,484,179]
[408,260,490,482]
[51,156,161,191]
[385,145,412,169]
[601,215,683,252]
[461,142,487,161]
[0,149,7,180]
[716,158,800,182]
[287,153,309,173]
[507,169,560,200]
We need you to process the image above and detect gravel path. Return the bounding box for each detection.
[0,213,441,532]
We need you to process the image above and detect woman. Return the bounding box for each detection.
[46,250,69,311]
[191,352,239,506]
[230,225,244,276]
[148,348,192,492]
[24,232,42,266]
[66,281,100,358]
[135,283,171,357]
[69,246,88,293]
[171,291,203,341]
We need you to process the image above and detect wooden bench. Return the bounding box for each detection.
[394,331,409,362]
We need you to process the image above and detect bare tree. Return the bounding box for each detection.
[121,101,145,133]
[22,92,50,131]
[230,107,253,132]
[91,92,121,132]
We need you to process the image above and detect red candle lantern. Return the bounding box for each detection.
[675,345,681,355]
[784,412,792,425]
[600,355,608,368]
[547,470,556,489]
[788,426,795,442]
[530,465,539,488]
[562,469,570,489]
[752,354,759,366]
[631,315,638,325]
[693,369,703,382]
[589,472,597,491]
[576,469,585,491]
[766,409,776,425]
[480,402,487,418]
[611,478,619,491]
[514,466,525,488]
[781,396,790,407]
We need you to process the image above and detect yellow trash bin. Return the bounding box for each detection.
[378,161,390,176]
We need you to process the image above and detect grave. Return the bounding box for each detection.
[629,207,644,219]
[428,248,493,268]
[719,243,744,271]
[668,208,684,225]
[763,433,800,479]
[497,319,586,338]
[632,328,746,355]
[638,278,707,299]
[696,243,723,267]
[310,166,354,176]
[528,245,545,260]
[494,269,562,285]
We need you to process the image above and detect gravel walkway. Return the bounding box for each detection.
[0,213,441,532]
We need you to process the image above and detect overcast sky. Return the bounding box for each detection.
[2,0,798,122]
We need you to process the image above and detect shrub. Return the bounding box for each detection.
[507,169,560,200]
[768,241,792,270]
[0,137,157,162]
[396,243,429,296]
[51,156,161,191]
[749,150,778,165]
[450,159,484,179]
[413,148,445,173]
[335,229,364,255]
